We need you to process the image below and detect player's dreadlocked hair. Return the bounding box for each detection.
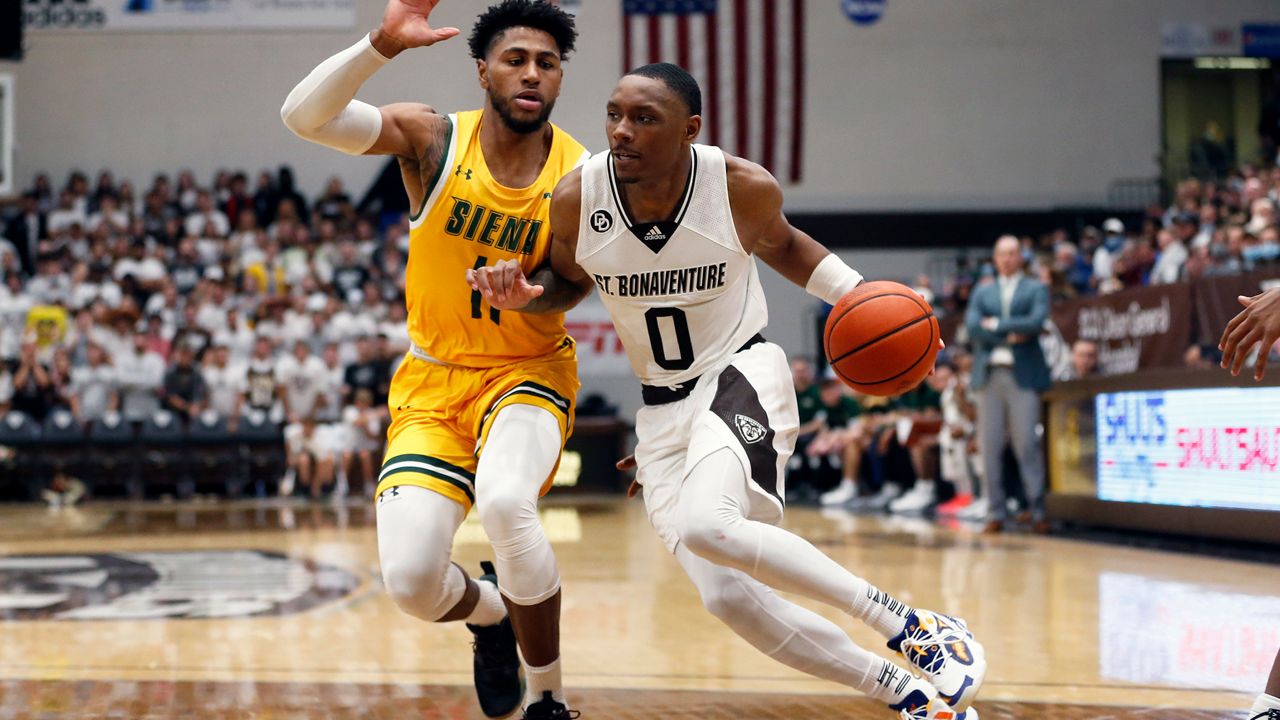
[468,0,578,61]
[627,62,703,116]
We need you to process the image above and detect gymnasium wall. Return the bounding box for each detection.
[5,0,1280,211]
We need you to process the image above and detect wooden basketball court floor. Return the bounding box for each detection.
[0,497,1274,719]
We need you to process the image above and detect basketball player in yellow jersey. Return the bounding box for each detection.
[281,2,585,718]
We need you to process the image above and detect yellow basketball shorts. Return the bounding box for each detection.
[376,350,579,512]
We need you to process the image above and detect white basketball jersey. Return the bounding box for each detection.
[576,145,768,387]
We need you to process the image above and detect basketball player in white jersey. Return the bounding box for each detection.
[469,63,986,720]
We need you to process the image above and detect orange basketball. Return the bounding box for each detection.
[824,280,940,397]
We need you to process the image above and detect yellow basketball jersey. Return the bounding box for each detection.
[405,109,588,367]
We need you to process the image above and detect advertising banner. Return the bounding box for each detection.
[1050,283,1191,376]
[1095,387,1280,512]
[25,0,356,33]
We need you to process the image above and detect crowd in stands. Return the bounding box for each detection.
[928,166,1280,319]
[790,163,1280,522]
[4,159,1278,511]
[0,167,410,504]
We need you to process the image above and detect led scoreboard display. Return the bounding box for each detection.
[1095,388,1280,512]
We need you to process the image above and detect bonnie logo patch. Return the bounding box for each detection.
[734,414,767,444]
[590,209,613,233]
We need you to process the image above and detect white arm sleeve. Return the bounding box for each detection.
[281,33,389,156]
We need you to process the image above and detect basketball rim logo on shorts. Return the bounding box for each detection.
[734,414,767,444]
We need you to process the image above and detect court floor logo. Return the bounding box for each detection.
[0,550,360,621]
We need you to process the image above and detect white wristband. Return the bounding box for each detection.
[280,33,389,156]
[805,253,863,305]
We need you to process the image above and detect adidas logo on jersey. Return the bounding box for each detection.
[644,225,667,242]
[735,414,767,444]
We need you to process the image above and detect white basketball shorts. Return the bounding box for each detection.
[634,341,799,553]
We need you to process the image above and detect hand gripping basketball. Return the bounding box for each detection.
[466,259,546,310]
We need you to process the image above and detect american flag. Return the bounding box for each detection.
[621,0,806,183]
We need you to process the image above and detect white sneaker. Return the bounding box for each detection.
[866,482,903,511]
[889,481,936,514]
[820,478,858,506]
[897,695,979,720]
[955,497,989,521]
[278,469,296,498]
[890,610,986,712]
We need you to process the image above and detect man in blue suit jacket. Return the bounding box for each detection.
[964,235,1051,533]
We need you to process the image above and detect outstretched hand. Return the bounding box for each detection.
[1219,288,1280,381]
[466,259,545,310]
[379,0,460,52]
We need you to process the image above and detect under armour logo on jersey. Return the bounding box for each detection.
[590,209,613,233]
[734,414,767,444]
[455,165,473,180]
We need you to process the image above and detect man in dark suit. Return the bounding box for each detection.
[4,192,47,277]
[965,235,1051,533]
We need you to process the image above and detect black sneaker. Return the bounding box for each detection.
[522,691,580,719]
[466,561,522,718]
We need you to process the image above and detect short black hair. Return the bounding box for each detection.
[469,0,578,61]
[626,62,702,116]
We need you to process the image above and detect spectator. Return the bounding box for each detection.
[113,240,167,296]
[809,374,866,506]
[68,342,118,424]
[1065,339,1099,381]
[276,339,328,425]
[342,388,384,497]
[0,359,13,416]
[47,191,86,236]
[1053,240,1091,296]
[965,235,1051,534]
[1092,218,1126,293]
[244,335,281,420]
[160,341,206,422]
[1149,227,1188,285]
[170,237,205,295]
[885,381,944,515]
[87,195,130,235]
[343,335,390,405]
[202,339,244,429]
[5,193,47,277]
[11,341,56,422]
[331,240,370,302]
[115,330,166,422]
[932,357,979,517]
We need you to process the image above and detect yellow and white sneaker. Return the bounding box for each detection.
[888,610,986,711]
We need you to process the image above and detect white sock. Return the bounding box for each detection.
[464,577,507,627]
[850,585,914,639]
[524,657,565,707]
[868,658,939,708]
[1252,693,1280,715]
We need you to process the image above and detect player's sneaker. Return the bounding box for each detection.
[820,478,858,506]
[522,691,580,719]
[467,561,522,718]
[888,610,986,711]
[935,493,973,516]
[1249,709,1280,719]
[893,690,979,720]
